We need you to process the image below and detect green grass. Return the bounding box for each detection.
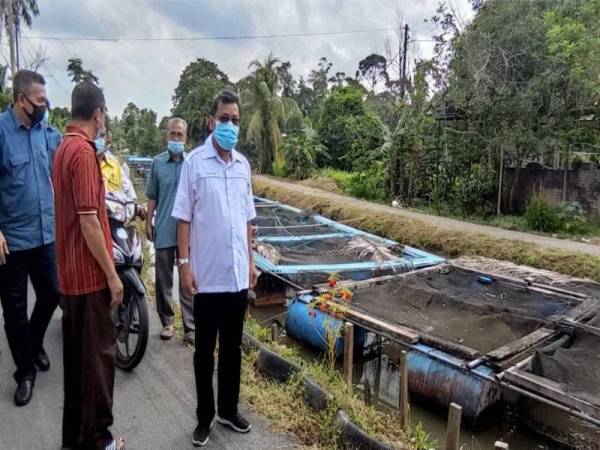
[243,318,436,450]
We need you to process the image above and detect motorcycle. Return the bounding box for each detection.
[106,191,149,371]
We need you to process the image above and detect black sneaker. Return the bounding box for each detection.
[217,413,251,433]
[192,421,214,447]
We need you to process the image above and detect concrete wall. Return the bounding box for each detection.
[503,167,600,217]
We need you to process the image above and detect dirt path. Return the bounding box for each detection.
[255,175,600,258]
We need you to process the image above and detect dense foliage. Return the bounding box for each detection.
[25,0,598,221]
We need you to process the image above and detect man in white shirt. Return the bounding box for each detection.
[172,90,257,447]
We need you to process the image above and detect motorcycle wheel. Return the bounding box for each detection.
[114,289,149,371]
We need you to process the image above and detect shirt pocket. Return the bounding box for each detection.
[9,148,30,187]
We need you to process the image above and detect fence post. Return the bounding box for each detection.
[343,322,354,386]
[399,350,409,430]
[445,402,462,450]
[494,442,509,450]
[271,323,278,342]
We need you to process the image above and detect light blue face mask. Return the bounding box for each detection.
[213,121,239,151]
[167,140,185,155]
[94,137,106,155]
[43,109,50,125]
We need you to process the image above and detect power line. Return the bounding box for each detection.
[22,27,397,43]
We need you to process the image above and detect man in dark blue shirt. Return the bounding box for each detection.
[0,70,60,406]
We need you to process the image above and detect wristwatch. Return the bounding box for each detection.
[177,258,190,268]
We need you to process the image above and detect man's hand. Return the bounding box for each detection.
[108,274,124,308]
[180,264,197,298]
[0,230,9,266]
[136,205,147,221]
[145,221,153,242]
[249,264,258,289]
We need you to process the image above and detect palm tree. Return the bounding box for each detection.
[0,0,38,76]
[244,53,300,173]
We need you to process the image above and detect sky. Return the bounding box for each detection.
[8,0,474,119]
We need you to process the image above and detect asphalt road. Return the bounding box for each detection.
[0,283,300,450]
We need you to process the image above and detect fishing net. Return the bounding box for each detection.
[350,267,579,354]
[530,313,600,406]
[252,206,340,237]
[256,235,405,266]
[453,256,600,299]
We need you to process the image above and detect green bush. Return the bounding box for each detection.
[556,201,589,233]
[279,133,327,180]
[525,197,561,232]
[323,164,388,202]
[452,164,495,216]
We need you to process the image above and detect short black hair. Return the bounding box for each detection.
[210,89,240,116]
[71,82,106,121]
[13,70,45,102]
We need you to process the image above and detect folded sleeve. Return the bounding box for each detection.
[71,150,101,212]
[171,158,194,222]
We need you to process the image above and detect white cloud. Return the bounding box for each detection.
[20,0,473,118]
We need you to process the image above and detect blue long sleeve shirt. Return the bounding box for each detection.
[0,107,55,251]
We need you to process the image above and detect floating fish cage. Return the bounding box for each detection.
[287,264,597,423]
[503,315,600,449]
[251,197,444,300]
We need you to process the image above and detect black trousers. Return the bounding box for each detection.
[194,290,249,427]
[62,289,115,450]
[0,242,60,383]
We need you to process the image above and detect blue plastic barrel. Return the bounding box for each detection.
[286,295,365,357]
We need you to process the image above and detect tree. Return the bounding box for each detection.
[316,86,385,171]
[172,58,230,145]
[244,53,301,173]
[275,61,296,97]
[114,102,162,156]
[67,58,99,84]
[356,54,389,91]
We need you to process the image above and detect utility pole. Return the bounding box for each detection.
[7,0,17,80]
[15,21,20,71]
[401,24,409,98]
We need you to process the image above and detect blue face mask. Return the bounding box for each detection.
[43,109,49,125]
[213,121,239,151]
[167,140,185,155]
[94,137,105,155]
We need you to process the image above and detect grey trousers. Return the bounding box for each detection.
[155,247,195,333]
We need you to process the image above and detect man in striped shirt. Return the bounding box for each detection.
[53,82,125,450]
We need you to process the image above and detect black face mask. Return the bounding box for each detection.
[22,95,46,126]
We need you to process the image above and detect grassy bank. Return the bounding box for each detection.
[242,319,435,450]
[253,177,600,282]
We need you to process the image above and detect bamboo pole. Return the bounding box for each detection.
[445,403,462,450]
[399,350,409,430]
[270,323,278,342]
[343,323,354,386]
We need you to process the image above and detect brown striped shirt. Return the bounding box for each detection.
[52,125,112,296]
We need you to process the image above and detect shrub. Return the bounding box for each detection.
[525,197,561,232]
[279,134,327,180]
[556,201,589,233]
[323,165,388,202]
[452,164,495,216]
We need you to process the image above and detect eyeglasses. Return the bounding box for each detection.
[215,115,240,126]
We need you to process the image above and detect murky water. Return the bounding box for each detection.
[250,305,562,450]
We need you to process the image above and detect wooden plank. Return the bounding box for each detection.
[419,333,480,359]
[399,350,410,430]
[564,298,600,320]
[312,265,443,293]
[487,328,555,361]
[558,319,600,338]
[345,308,419,344]
[504,368,600,419]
